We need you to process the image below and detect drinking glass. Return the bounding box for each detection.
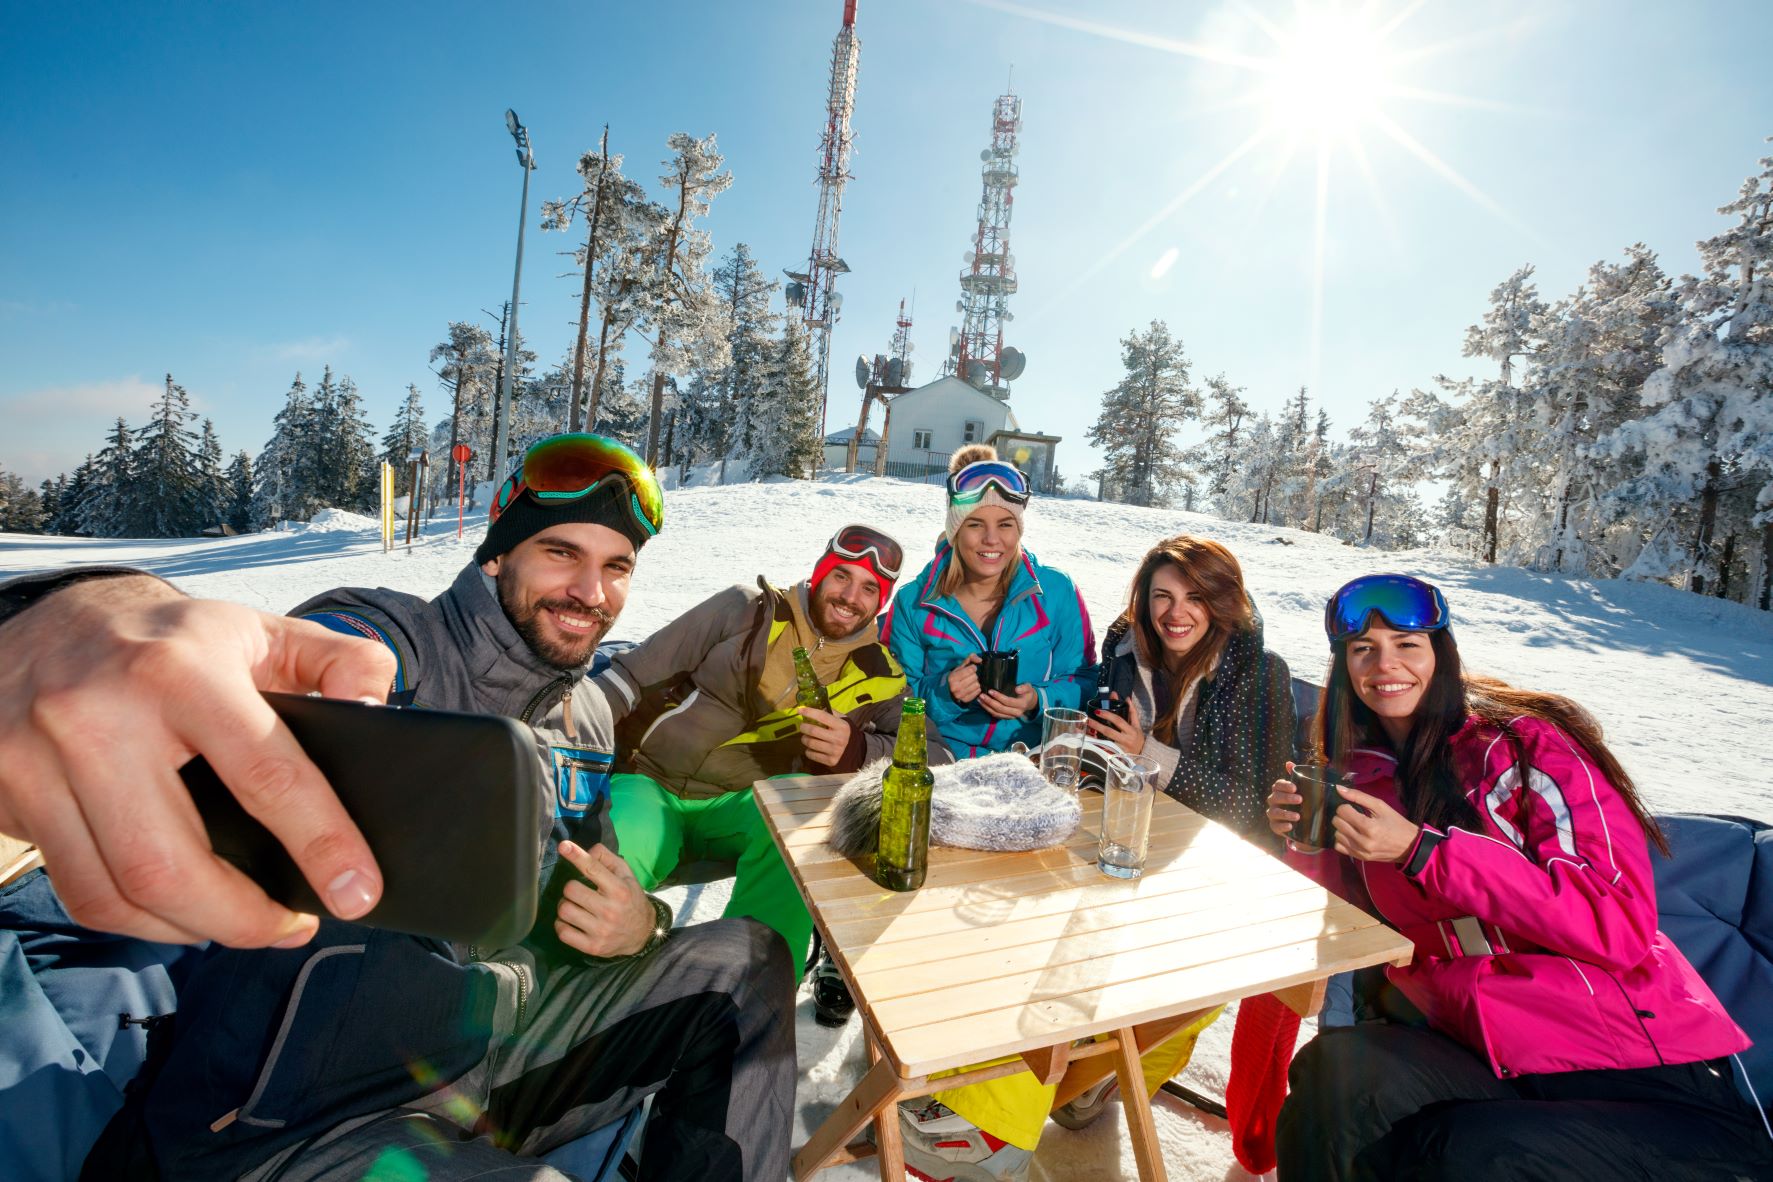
[1098,752,1160,879]
[1039,708,1089,792]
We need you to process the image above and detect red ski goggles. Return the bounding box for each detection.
[827,523,904,581]
[947,460,1030,508]
[491,433,663,537]
[1324,574,1451,642]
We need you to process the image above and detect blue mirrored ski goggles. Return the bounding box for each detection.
[947,460,1030,507]
[1324,574,1451,642]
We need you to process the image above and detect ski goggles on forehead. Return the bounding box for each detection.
[491,433,664,536]
[947,460,1030,507]
[829,523,904,580]
[1324,574,1451,642]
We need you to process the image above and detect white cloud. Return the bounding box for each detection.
[0,375,162,484]
[266,334,352,364]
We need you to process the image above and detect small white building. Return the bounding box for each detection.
[822,375,1061,489]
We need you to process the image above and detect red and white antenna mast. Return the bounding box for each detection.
[785,0,860,441]
[944,85,1026,400]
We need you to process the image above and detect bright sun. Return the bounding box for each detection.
[1262,9,1391,136]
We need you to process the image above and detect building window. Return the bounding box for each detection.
[963,420,984,443]
[913,428,933,450]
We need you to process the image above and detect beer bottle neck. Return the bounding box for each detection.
[892,707,927,766]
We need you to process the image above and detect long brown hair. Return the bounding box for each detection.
[1316,628,1670,855]
[1121,535,1254,744]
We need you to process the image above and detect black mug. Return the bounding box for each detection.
[1289,763,1343,849]
[977,650,1020,697]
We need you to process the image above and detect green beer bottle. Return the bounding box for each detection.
[875,698,934,891]
[792,646,831,711]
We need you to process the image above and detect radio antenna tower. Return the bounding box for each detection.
[943,86,1026,399]
[784,0,861,441]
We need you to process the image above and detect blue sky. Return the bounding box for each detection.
[3,0,1771,488]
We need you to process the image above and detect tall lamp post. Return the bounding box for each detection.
[491,108,536,486]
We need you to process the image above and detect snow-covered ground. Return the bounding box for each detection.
[5,476,1771,1180]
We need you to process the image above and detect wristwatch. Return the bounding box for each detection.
[634,894,674,957]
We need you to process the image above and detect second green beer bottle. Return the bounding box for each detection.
[875,698,933,891]
[792,646,831,711]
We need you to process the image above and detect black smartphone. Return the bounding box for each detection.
[182,692,542,947]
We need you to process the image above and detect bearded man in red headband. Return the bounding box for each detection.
[593,523,948,1025]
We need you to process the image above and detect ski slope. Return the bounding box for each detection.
[4,476,1771,1180]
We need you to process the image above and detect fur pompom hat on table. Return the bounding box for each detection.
[825,751,1081,856]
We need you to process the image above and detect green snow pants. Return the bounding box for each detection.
[608,772,813,981]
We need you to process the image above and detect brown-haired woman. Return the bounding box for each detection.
[1265,573,1771,1180]
[1087,534,1295,841]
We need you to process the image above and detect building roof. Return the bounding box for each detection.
[824,424,881,444]
[887,375,1021,431]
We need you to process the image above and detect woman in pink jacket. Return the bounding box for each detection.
[1265,573,1772,1181]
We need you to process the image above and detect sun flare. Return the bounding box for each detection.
[1261,9,1392,137]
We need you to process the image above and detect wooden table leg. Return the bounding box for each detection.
[1111,1025,1168,1182]
[868,1032,906,1182]
[793,1052,905,1181]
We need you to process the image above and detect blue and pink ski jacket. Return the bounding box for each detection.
[884,542,1095,756]
[1287,714,1750,1079]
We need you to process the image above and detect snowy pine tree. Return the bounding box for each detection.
[1088,321,1201,508]
[195,418,229,532]
[1187,374,1250,516]
[253,373,317,529]
[132,374,203,536]
[309,367,377,511]
[382,384,428,496]
[745,318,822,480]
[637,132,733,466]
[78,418,141,537]
[704,243,780,464]
[0,469,46,532]
[542,131,663,433]
[430,323,497,492]
[1601,143,1773,602]
[225,451,255,533]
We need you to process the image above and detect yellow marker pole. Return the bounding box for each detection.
[379,461,395,552]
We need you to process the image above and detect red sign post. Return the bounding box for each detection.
[452,444,473,538]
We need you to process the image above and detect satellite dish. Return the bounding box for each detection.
[505,109,520,135]
[905,341,916,352]
[964,359,989,387]
[887,358,904,386]
[964,250,975,264]
[785,280,805,305]
[1000,348,1027,382]
[980,149,992,162]
[830,292,843,311]
[955,300,965,313]
[1002,311,1015,322]
[855,355,871,389]
[949,327,960,347]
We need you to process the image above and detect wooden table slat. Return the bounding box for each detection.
[884,924,1413,1076]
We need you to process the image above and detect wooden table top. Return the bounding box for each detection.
[755,774,1414,1079]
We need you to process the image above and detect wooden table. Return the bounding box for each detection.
[754,774,1414,1182]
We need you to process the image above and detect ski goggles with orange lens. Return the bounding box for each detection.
[947,460,1030,508]
[491,433,664,537]
[828,523,904,580]
[1324,574,1450,642]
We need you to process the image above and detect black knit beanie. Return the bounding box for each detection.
[474,479,654,565]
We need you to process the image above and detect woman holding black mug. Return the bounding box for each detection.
[1265,573,1771,1180]
[885,445,1095,759]
[1087,534,1295,842]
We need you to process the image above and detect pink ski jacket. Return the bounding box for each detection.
[1286,714,1750,1079]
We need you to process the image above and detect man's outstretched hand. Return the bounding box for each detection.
[0,574,396,948]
